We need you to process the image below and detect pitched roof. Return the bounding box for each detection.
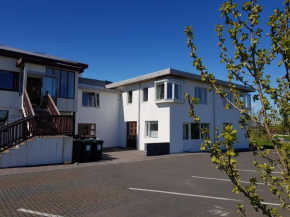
[0,44,88,72]
[106,68,255,92]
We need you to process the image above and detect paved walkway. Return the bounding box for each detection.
[0,148,201,176]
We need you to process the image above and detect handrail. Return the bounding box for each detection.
[0,115,74,152]
[47,92,60,115]
[23,89,35,117]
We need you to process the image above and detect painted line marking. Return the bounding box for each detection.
[191,176,265,185]
[17,208,63,217]
[129,188,242,202]
[239,169,280,174]
[129,188,282,207]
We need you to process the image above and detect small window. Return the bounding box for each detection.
[183,124,189,140]
[240,93,251,109]
[143,88,148,102]
[223,92,232,108]
[78,124,96,137]
[167,83,172,99]
[128,91,133,104]
[191,123,200,139]
[146,121,158,138]
[0,110,9,127]
[195,87,207,104]
[82,92,100,107]
[223,123,233,133]
[201,123,210,139]
[0,70,19,91]
[156,83,164,100]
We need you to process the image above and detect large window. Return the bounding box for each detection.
[195,87,207,104]
[145,121,158,138]
[46,68,75,99]
[143,88,148,102]
[78,124,96,137]
[0,110,8,127]
[0,70,19,91]
[128,91,133,104]
[191,123,200,139]
[155,79,183,102]
[82,92,100,107]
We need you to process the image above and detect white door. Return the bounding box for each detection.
[182,123,191,152]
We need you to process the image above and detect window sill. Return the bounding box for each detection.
[155,99,184,104]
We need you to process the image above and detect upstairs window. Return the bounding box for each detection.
[155,79,184,102]
[82,92,100,107]
[128,91,133,103]
[143,88,148,102]
[46,68,75,99]
[240,93,251,110]
[0,70,19,91]
[195,87,207,104]
[223,92,232,108]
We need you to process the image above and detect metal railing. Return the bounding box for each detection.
[0,115,74,152]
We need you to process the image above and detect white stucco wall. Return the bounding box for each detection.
[75,88,122,148]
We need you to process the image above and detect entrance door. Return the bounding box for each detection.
[27,77,42,105]
[43,76,57,99]
[127,122,137,148]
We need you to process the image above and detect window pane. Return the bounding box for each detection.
[82,92,95,107]
[175,84,182,100]
[146,121,158,138]
[0,70,18,91]
[143,88,148,102]
[195,87,206,104]
[96,93,100,106]
[156,83,164,100]
[54,69,60,77]
[201,124,210,139]
[183,124,189,140]
[46,68,53,75]
[167,83,172,99]
[67,71,75,98]
[60,71,68,98]
[128,91,133,103]
[191,123,200,139]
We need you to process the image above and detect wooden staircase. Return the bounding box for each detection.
[0,90,74,153]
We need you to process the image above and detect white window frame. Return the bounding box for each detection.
[154,79,184,103]
[240,93,251,110]
[145,121,158,138]
[82,92,100,107]
[195,87,207,104]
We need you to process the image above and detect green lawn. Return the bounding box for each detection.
[250,133,290,149]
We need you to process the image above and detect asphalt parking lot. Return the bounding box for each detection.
[0,150,288,217]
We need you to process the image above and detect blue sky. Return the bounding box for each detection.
[1,0,286,88]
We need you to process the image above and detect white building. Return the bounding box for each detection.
[0,45,254,167]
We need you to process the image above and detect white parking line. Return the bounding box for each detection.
[129,188,282,207]
[191,176,265,185]
[239,169,280,174]
[129,188,242,202]
[17,208,63,217]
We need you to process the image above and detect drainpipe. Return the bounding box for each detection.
[138,83,141,150]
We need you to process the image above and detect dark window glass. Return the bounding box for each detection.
[143,88,148,102]
[201,123,210,139]
[0,110,8,127]
[167,83,172,99]
[60,71,68,98]
[54,69,60,77]
[46,68,53,75]
[183,124,189,140]
[156,83,164,100]
[191,123,200,139]
[96,93,100,106]
[0,70,18,91]
[128,91,133,103]
[82,92,96,107]
[67,71,75,98]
